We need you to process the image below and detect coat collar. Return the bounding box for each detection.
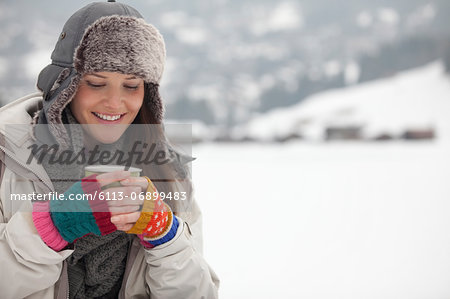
[0,93,54,192]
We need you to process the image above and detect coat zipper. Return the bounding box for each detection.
[1,145,67,297]
[0,145,54,192]
[57,260,70,299]
[119,238,140,299]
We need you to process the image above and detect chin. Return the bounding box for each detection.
[95,134,122,144]
[86,125,128,144]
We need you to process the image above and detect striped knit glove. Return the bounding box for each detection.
[32,175,178,251]
[32,174,116,251]
[127,177,179,249]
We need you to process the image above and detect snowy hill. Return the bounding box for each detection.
[2,1,450,125]
[239,61,450,142]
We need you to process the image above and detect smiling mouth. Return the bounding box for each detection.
[92,112,125,121]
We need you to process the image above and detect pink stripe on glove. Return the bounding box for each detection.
[32,201,68,251]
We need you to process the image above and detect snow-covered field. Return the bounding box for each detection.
[193,141,450,298]
[191,62,450,298]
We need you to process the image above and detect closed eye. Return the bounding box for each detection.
[124,85,139,90]
[86,81,106,88]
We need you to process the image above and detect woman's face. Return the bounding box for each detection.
[70,72,145,144]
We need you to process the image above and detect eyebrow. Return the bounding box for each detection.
[88,74,138,80]
[89,73,107,79]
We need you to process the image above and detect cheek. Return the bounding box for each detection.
[129,97,144,114]
[70,97,90,118]
[71,87,93,114]
[69,98,81,118]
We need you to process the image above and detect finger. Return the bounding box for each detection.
[96,170,132,187]
[102,186,143,205]
[115,223,134,231]
[120,176,148,191]
[110,211,141,227]
[109,205,141,213]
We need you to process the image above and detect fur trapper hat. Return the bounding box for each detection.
[74,15,165,84]
[35,2,166,147]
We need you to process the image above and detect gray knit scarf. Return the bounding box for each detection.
[67,232,131,299]
[39,108,131,299]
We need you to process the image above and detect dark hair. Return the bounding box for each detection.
[132,83,195,220]
[136,83,164,125]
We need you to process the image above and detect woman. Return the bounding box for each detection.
[0,1,219,298]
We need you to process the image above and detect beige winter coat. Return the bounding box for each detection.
[0,93,219,298]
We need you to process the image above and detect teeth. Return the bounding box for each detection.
[94,112,121,121]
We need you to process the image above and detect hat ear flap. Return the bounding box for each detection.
[142,82,164,124]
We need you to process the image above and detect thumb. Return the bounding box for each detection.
[95,170,132,187]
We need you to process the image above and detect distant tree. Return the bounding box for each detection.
[166,97,216,124]
[359,36,441,82]
[259,75,345,112]
[444,42,450,73]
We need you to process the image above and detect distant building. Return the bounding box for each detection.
[275,132,303,143]
[325,126,362,141]
[401,128,435,140]
[373,133,395,141]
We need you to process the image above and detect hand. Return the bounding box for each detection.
[96,170,149,231]
[33,170,176,251]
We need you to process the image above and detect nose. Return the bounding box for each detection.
[103,86,123,110]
